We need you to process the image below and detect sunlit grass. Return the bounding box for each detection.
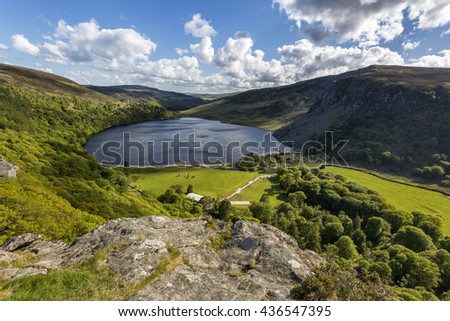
[325,167,450,235]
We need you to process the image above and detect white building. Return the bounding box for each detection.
[186,193,204,202]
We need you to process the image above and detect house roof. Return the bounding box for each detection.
[186,193,204,202]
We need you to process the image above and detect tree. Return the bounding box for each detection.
[387,245,440,290]
[365,217,391,245]
[418,221,442,243]
[352,229,367,253]
[440,236,450,253]
[321,221,344,244]
[304,224,322,253]
[170,184,183,195]
[249,202,274,224]
[158,189,182,204]
[369,262,392,281]
[259,193,270,203]
[288,191,306,207]
[382,210,413,233]
[290,261,393,301]
[425,249,450,294]
[186,184,194,194]
[335,236,359,260]
[392,225,435,252]
[339,214,354,235]
[216,199,232,221]
[199,196,215,214]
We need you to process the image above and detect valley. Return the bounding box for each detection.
[1,63,450,301]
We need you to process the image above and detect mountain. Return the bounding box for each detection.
[183,77,331,130]
[275,65,450,173]
[187,65,450,175]
[87,85,206,110]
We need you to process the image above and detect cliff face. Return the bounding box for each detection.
[0,216,324,300]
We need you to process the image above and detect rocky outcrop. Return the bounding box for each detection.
[0,216,324,300]
[0,156,19,178]
[1,233,42,252]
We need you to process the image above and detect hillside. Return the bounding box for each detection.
[187,65,450,179]
[0,64,174,244]
[0,64,110,102]
[275,65,450,175]
[183,76,332,130]
[87,85,206,111]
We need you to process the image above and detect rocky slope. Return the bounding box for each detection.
[275,65,450,169]
[0,216,323,300]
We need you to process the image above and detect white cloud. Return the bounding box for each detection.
[43,19,156,66]
[214,33,255,78]
[278,39,404,81]
[408,0,450,30]
[411,50,450,67]
[36,62,53,74]
[274,0,450,45]
[175,48,189,56]
[441,27,450,37]
[0,44,8,50]
[190,36,215,63]
[184,13,217,38]
[137,56,202,82]
[11,34,40,56]
[402,40,420,51]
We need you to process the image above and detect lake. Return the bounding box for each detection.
[85,117,289,167]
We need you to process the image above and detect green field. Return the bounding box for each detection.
[325,167,450,235]
[128,167,260,199]
[229,177,284,207]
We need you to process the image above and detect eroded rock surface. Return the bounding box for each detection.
[0,216,324,300]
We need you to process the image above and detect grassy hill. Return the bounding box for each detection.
[87,85,206,111]
[0,64,174,243]
[325,166,450,235]
[182,76,333,130]
[0,64,109,101]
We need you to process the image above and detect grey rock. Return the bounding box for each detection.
[2,216,324,300]
[1,233,41,252]
[0,250,20,267]
[0,267,47,281]
[27,240,66,255]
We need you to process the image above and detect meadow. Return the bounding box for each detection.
[127,167,260,199]
[228,176,284,207]
[325,166,450,235]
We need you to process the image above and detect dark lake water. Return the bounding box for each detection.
[85,117,289,167]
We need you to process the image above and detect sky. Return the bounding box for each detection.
[1,0,450,93]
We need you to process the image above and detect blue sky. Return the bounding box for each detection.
[1,0,450,93]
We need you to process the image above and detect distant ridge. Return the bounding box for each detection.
[87,85,206,110]
[0,63,109,101]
